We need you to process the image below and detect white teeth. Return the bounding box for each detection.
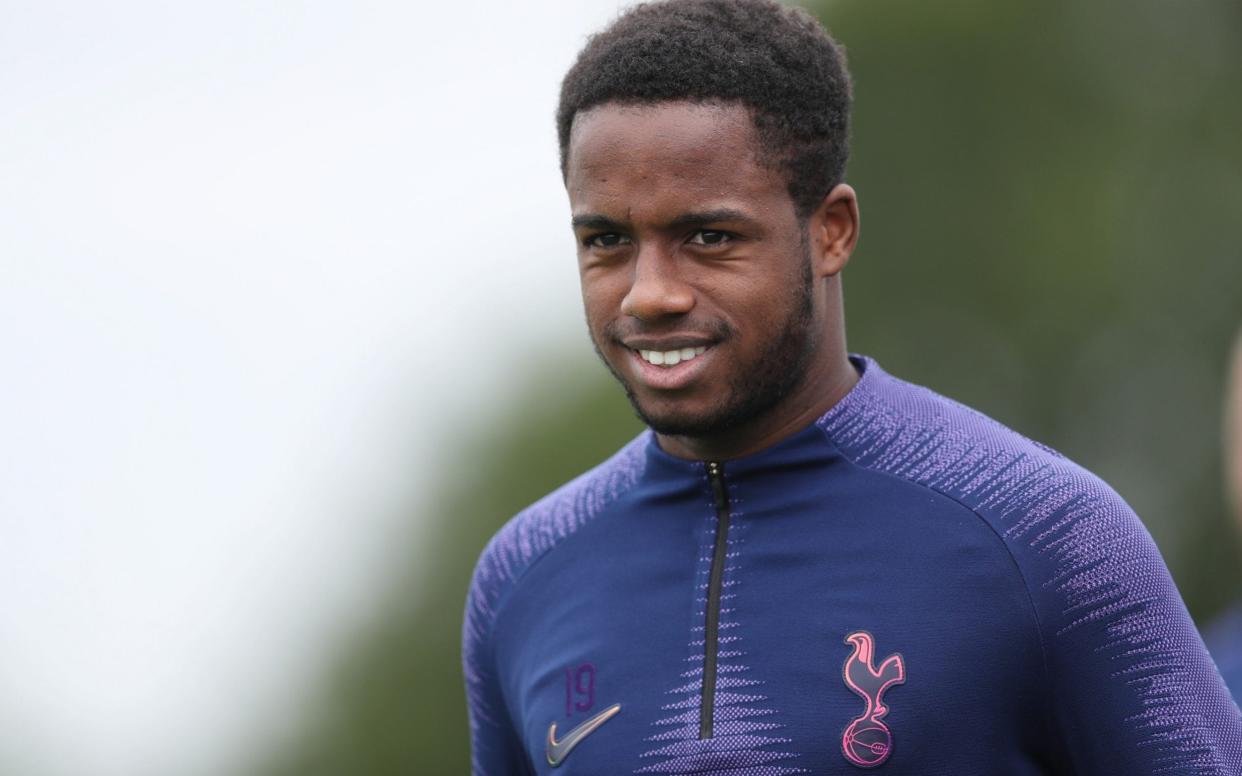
[637,346,710,367]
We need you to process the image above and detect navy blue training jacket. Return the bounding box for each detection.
[464,356,1242,774]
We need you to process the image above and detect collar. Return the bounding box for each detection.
[640,354,884,482]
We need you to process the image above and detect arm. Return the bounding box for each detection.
[463,552,533,776]
[1021,485,1242,774]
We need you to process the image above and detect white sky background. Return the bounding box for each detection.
[0,1,624,774]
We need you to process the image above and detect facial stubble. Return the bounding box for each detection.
[590,241,818,439]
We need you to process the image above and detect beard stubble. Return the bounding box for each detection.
[590,242,818,439]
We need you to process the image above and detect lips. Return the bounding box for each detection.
[609,325,728,392]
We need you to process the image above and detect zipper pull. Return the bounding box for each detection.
[706,461,728,512]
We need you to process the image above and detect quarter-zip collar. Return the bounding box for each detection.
[640,355,874,488]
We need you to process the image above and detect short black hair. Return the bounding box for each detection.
[557,0,853,218]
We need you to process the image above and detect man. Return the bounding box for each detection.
[463,0,1242,773]
[1206,331,1242,700]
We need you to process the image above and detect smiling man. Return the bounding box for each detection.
[571,100,857,461]
[463,1,1242,774]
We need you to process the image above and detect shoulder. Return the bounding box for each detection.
[820,356,1131,527]
[817,355,1072,500]
[464,431,651,645]
[1205,600,1242,700]
[817,357,1165,632]
[462,432,652,726]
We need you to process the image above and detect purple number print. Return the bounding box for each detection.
[564,663,595,716]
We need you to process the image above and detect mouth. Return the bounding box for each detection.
[621,343,716,392]
[634,345,708,367]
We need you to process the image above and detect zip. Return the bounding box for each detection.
[700,460,731,739]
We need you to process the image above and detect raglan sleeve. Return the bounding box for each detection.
[463,539,533,776]
[1016,481,1242,774]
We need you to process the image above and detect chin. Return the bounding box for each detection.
[629,396,735,437]
[641,412,720,437]
[629,379,794,440]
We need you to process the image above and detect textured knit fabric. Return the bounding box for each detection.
[463,356,1242,775]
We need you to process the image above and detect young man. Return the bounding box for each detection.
[1206,331,1242,700]
[464,1,1242,773]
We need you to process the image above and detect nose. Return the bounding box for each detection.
[619,247,695,321]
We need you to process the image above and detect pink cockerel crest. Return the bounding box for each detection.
[841,631,906,768]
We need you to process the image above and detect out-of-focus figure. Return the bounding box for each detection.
[1205,330,1242,700]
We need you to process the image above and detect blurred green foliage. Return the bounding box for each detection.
[251,0,1242,772]
[254,367,644,775]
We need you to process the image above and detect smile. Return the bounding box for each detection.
[636,346,708,367]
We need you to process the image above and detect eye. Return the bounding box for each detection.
[688,230,731,246]
[584,233,631,249]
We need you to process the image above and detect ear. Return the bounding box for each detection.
[807,183,860,279]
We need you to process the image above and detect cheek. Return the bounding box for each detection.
[717,275,785,320]
[579,287,613,340]
[579,269,627,319]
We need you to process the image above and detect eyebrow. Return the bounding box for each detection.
[570,209,753,231]
[667,209,751,228]
[571,214,624,230]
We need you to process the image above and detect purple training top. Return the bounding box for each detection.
[464,356,1242,774]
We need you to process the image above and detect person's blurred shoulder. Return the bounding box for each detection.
[1205,598,1242,701]
[1210,330,1242,702]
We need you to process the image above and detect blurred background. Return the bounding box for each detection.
[1,0,1239,773]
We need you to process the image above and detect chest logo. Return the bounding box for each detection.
[546,703,622,767]
[841,631,906,768]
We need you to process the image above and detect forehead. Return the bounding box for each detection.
[565,101,790,219]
